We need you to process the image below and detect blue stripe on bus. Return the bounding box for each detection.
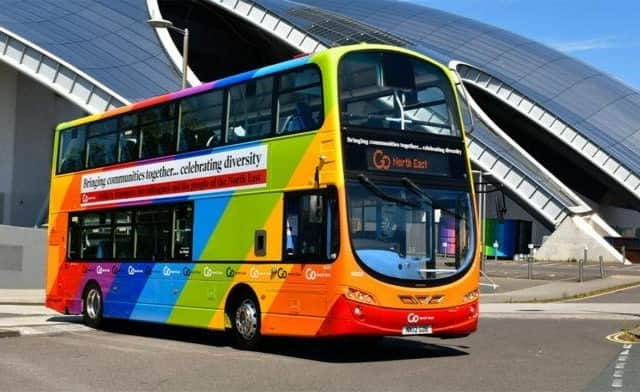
[103,262,152,319]
[207,56,309,90]
[128,262,195,323]
[214,70,256,89]
[126,303,174,324]
[192,196,232,260]
[253,56,310,78]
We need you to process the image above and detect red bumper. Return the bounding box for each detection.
[316,296,479,338]
[46,295,82,315]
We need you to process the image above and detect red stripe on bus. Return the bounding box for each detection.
[81,169,267,204]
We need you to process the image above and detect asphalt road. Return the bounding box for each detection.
[2,286,638,391]
[0,316,634,392]
[574,285,640,304]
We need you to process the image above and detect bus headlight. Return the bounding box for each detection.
[346,288,377,304]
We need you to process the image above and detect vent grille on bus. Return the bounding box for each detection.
[398,295,445,305]
[287,7,412,47]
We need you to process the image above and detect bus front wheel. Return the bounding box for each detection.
[82,282,104,329]
[230,294,262,350]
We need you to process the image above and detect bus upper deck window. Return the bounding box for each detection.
[339,51,459,136]
[58,126,86,173]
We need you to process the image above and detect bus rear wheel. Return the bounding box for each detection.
[82,282,104,329]
[230,295,262,350]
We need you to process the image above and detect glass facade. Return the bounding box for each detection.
[5,0,637,179]
[257,0,640,199]
[0,0,181,101]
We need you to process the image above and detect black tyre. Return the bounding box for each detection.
[230,294,262,350]
[82,282,104,329]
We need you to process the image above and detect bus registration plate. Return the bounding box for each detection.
[402,325,432,335]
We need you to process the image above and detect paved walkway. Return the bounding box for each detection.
[480,275,640,303]
[481,302,640,320]
[0,304,89,338]
[0,289,44,305]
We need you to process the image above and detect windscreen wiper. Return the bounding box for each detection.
[358,174,419,208]
[402,177,469,220]
[401,177,433,205]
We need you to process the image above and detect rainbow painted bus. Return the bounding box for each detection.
[47,44,479,349]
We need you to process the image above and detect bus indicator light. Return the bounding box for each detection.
[346,288,376,304]
[463,289,479,302]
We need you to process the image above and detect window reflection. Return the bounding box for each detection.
[347,181,472,281]
[339,51,459,135]
[178,90,224,152]
[67,203,193,261]
[228,77,274,143]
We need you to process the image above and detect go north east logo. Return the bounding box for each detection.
[407,312,434,324]
[162,266,180,277]
[371,148,429,172]
[127,266,143,276]
[372,149,392,170]
[202,266,223,278]
[304,268,331,281]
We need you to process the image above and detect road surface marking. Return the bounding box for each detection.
[610,344,634,389]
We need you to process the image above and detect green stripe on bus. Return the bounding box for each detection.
[168,135,315,327]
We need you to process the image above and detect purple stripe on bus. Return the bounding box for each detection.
[171,81,215,100]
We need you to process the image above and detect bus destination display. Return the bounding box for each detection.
[345,136,464,178]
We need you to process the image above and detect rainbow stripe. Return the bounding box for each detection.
[56,55,311,132]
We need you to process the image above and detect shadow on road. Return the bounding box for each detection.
[48,315,82,323]
[259,336,469,363]
[59,318,469,363]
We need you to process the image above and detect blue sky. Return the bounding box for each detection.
[414,0,640,89]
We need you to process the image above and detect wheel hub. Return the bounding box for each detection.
[235,299,258,340]
[86,288,101,319]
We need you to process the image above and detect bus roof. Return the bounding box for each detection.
[55,43,451,133]
[55,53,313,132]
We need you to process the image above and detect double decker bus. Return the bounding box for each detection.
[47,44,479,349]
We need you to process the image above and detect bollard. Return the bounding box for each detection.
[527,256,533,280]
[584,247,588,265]
[578,258,584,282]
[599,256,605,279]
[622,246,626,263]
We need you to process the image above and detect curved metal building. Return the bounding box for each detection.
[0,0,637,266]
[185,0,639,260]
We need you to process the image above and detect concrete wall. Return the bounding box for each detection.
[535,215,624,263]
[0,65,83,227]
[0,225,46,289]
[0,61,83,288]
[0,62,17,225]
